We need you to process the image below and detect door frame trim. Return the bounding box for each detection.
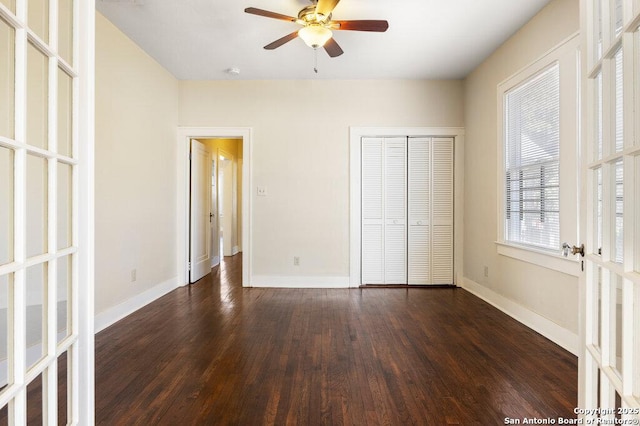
[177,127,252,287]
[349,127,465,288]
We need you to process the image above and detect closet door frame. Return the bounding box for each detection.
[349,127,465,288]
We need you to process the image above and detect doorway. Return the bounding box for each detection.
[178,127,252,287]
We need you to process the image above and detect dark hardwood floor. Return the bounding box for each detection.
[1,253,578,424]
[95,254,577,425]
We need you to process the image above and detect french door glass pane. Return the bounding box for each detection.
[58,162,72,250]
[26,373,43,424]
[592,263,603,349]
[0,0,15,13]
[613,160,623,264]
[596,72,603,160]
[0,146,13,266]
[595,167,603,255]
[0,274,9,390]
[26,154,48,258]
[595,0,603,61]
[58,68,73,158]
[58,353,68,424]
[26,263,46,371]
[636,156,640,272]
[0,17,15,139]
[597,265,603,348]
[57,255,70,343]
[614,49,624,152]
[613,274,623,375]
[58,0,73,65]
[614,0,623,38]
[28,0,49,43]
[636,282,640,399]
[27,42,49,150]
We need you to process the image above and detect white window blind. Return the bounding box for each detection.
[504,64,560,250]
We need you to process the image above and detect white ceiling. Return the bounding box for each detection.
[96,0,552,80]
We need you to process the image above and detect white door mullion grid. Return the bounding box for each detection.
[582,0,640,421]
[0,0,88,423]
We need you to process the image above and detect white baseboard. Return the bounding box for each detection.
[211,256,220,268]
[94,276,178,333]
[251,275,351,288]
[232,246,239,255]
[461,277,578,356]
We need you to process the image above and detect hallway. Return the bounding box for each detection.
[92,254,577,424]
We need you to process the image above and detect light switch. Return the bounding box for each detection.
[257,186,267,197]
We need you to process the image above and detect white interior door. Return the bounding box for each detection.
[384,138,408,284]
[431,138,454,284]
[219,154,234,257]
[190,140,212,283]
[408,137,431,285]
[361,138,384,284]
[210,156,219,267]
[580,0,640,421]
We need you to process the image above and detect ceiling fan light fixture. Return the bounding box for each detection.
[298,25,332,48]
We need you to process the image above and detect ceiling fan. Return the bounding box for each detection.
[244,0,389,58]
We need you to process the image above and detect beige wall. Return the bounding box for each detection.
[180,80,464,279]
[95,13,179,316]
[463,0,580,335]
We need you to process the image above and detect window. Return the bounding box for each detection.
[497,35,579,273]
[504,64,560,251]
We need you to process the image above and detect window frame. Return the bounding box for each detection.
[496,33,581,276]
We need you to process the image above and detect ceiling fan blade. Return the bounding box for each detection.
[323,37,344,57]
[244,7,297,23]
[333,20,389,32]
[264,31,299,50]
[315,0,340,16]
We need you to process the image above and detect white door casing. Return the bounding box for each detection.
[176,127,252,288]
[189,140,212,283]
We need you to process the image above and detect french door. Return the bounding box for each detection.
[581,0,640,421]
[0,0,94,424]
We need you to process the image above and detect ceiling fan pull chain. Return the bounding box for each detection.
[314,47,319,73]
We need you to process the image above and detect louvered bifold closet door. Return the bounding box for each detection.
[431,138,454,284]
[361,138,385,284]
[384,138,408,284]
[408,138,430,284]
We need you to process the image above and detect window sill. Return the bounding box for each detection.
[495,242,581,277]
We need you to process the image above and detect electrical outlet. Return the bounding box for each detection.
[131,269,137,282]
[483,266,489,278]
[257,186,267,197]
[293,256,300,266]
